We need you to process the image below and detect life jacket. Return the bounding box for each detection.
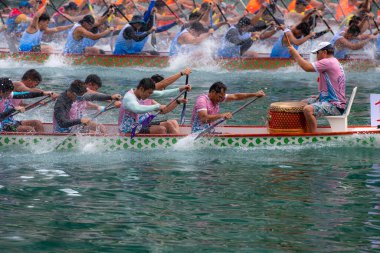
[287,0,313,11]
[246,0,269,14]
[335,0,356,22]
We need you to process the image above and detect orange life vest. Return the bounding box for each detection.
[246,0,269,14]
[287,0,313,11]
[335,0,357,21]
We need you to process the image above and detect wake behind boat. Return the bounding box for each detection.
[0,48,377,71]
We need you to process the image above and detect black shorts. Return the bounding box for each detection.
[139,121,162,134]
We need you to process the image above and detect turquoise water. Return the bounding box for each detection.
[0,60,380,252]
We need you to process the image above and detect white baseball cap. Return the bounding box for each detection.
[311,42,333,54]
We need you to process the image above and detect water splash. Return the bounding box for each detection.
[43,53,71,68]
[167,39,224,72]
[172,135,198,150]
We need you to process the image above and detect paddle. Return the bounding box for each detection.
[151,10,158,50]
[278,0,289,12]
[373,0,380,10]
[373,17,380,33]
[0,8,5,25]
[336,0,346,19]
[367,16,373,34]
[192,0,196,9]
[163,0,181,21]
[173,0,189,21]
[316,12,335,35]
[319,0,339,23]
[0,95,51,122]
[180,74,189,125]
[130,90,187,138]
[0,0,9,10]
[238,0,249,13]
[311,29,330,39]
[131,0,143,15]
[194,96,262,140]
[112,3,131,23]
[48,1,74,24]
[89,100,117,119]
[215,2,230,26]
[265,6,292,44]
[273,2,285,18]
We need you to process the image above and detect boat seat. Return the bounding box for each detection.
[324,87,357,132]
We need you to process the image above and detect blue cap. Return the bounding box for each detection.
[19,1,33,8]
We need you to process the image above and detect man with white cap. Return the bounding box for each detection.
[287,41,347,133]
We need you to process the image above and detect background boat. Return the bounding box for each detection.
[0,48,377,71]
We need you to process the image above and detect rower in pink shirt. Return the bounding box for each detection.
[191,82,265,133]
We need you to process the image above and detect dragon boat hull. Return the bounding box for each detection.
[0,124,379,151]
[0,49,377,71]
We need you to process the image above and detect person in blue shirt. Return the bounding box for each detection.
[19,2,73,52]
[270,22,315,58]
[331,24,377,59]
[63,14,114,54]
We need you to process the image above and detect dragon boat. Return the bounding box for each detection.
[0,124,379,151]
[0,48,377,71]
[1,87,378,151]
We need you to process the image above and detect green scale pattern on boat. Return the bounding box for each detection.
[0,134,377,151]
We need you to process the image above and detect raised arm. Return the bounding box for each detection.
[225,90,265,102]
[155,68,191,90]
[44,24,73,34]
[286,30,314,46]
[287,45,315,72]
[336,36,374,50]
[123,92,160,113]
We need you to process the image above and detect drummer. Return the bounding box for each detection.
[287,41,346,133]
[191,82,265,133]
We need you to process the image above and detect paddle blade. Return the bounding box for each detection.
[130,123,141,139]
[141,114,156,128]
[180,105,187,125]
[151,33,157,49]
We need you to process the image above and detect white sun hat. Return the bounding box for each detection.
[311,42,333,54]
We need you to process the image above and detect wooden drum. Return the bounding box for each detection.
[268,101,307,134]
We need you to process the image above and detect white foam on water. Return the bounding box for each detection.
[27,205,34,208]
[80,142,99,153]
[167,39,224,73]
[172,135,198,150]
[20,176,34,179]
[30,141,60,154]
[0,185,4,189]
[59,188,81,196]
[43,53,71,68]
[36,169,69,179]
[0,58,40,69]
[278,165,293,169]
[4,236,25,241]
